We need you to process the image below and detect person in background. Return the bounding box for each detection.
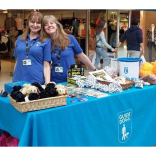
[72,18,79,37]
[8,26,18,47]
[64,24,73,34]
[0,33,7,71]
[94,19,117,69]
[119,27,124,39]
[42,15,97,83]
[13,11,51,84]
[116,18,144,58]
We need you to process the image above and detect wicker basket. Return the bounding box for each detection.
[97,80,134,90]
[8,95,67,113]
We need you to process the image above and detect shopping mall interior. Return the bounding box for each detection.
[0,9,156,90]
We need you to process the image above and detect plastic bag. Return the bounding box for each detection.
[0,131,19,147]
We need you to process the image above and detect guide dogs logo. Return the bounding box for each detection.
[36,42,41,46]
[118,109,132,143]
[124,67,128,74]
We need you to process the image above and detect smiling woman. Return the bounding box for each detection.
[12,11,51,84]
[42,15,96,83]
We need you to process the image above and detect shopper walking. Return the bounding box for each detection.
[116,17,144,57]
[94,19,116,69]
[13,11,51,84]
[42,15,96,83]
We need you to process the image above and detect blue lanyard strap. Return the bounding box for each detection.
[54,48,62,66]
[26,40,36,58]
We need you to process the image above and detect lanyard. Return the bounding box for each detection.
[26,40,36,58]
[54,48,62,66]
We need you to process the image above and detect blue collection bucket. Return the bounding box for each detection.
[118,57,142,79]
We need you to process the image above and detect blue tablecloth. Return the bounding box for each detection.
[0,85,156,146]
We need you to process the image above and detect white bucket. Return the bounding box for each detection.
[118,57,142,79]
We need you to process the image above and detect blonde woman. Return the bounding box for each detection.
[42,15,96,83]
[13,11,51,84]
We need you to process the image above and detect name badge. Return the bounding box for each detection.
[55,67,63,73]
[23,59,32,66]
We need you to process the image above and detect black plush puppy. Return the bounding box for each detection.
[45,83,58,97]
[14,91,25,102]
[39,90,49,99]
[28,93,40,101]
[31,82,44,92]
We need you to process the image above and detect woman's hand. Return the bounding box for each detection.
[112,48,118,53]
[112,48,116,52]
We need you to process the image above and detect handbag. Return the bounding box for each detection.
[0,131,19,147]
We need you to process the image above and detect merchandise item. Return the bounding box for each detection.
[135,80,144,88]
[139,62,154,77]
[140,74,156,85]
[51,35,82,83]
[70,100,76,103]
[13,35,51,84]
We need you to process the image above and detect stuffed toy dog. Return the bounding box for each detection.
[32,82,44,92]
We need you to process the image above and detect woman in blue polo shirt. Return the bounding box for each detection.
[42,15,96,83]
[13,11,51,84]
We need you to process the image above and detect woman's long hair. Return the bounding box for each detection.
[21,11,46,42]
[42,15,70,52]
[96,19,106,35]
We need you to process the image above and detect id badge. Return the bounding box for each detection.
[55,67,63,73]
[23,59,32,66]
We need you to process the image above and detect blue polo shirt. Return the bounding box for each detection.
[51,35,82,83]
[13,34,51,84]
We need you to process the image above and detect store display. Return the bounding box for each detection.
[104,66,118,79]
[67,76,86,85]
[8,94,67,113]
[70,100,76,103]
[114,76,126,84]
[85,90,109,98]
[68,64,84,77]
[89,69,113,81]
[73,88,84,98]
[140,74,156,85]
[8,82,68,113]
[67,64,85,85]
[135,80,144,88]
[78,98,88,102]
[146,24,156,62]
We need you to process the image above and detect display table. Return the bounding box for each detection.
[0,85,156,146]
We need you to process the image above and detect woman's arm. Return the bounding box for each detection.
[77,52,96,71]
[43,61,51,84]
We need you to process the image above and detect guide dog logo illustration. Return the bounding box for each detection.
[118,109,132,143]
